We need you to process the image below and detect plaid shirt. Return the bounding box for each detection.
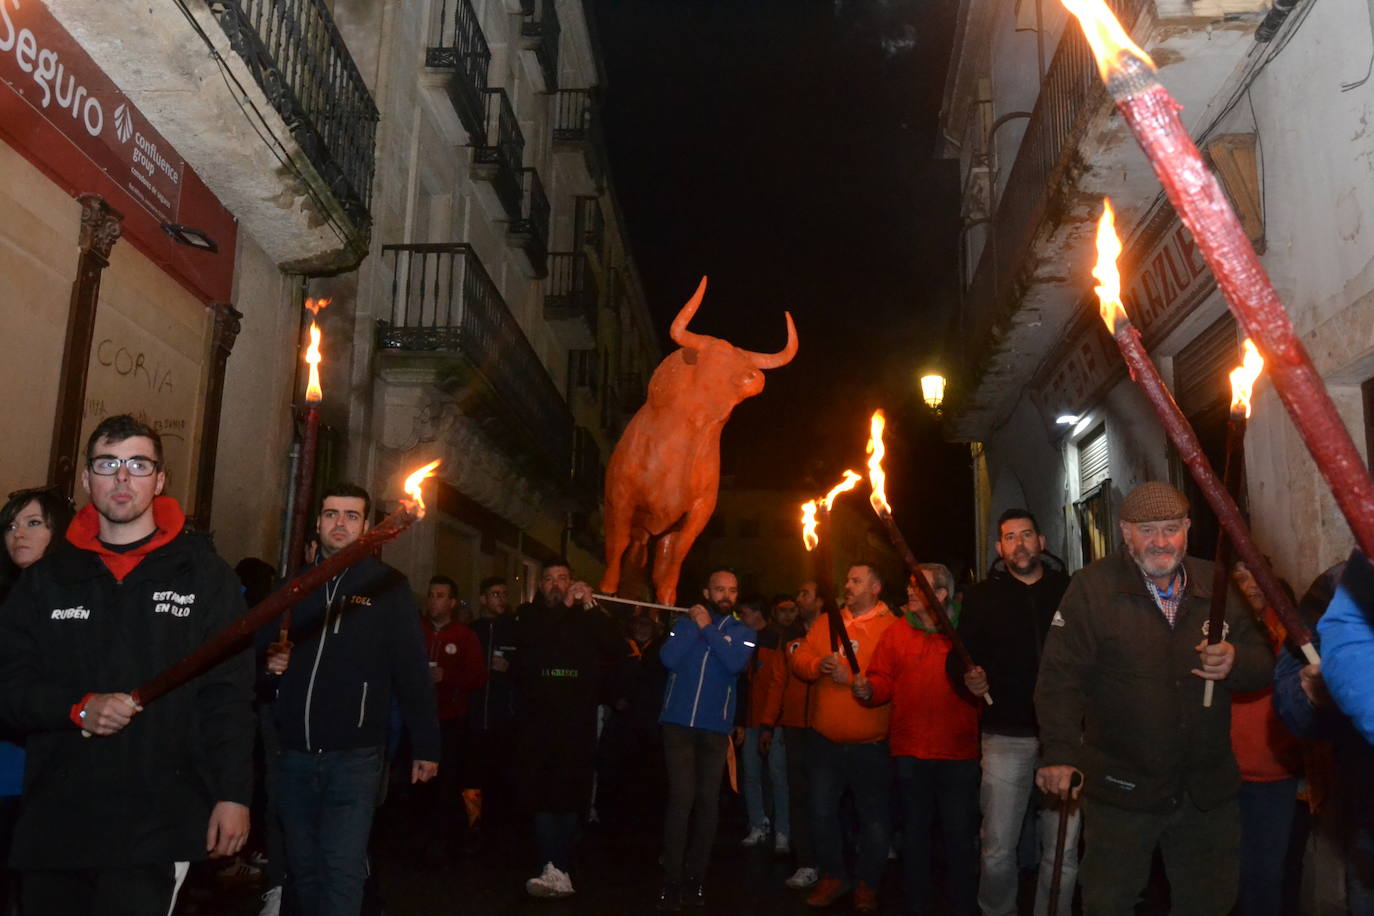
[1143,564,1188,628]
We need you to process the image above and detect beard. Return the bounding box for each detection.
[1004,548,1041,577]
[1129,542,1184,581]
[541,586,566,607]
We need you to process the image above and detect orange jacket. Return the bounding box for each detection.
[743,631,785,727]
[764,630,811,728]
[791,602,896,744]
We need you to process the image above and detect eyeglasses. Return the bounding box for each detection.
[87,456,161,477]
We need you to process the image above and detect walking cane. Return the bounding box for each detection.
[1046,771,1083,916]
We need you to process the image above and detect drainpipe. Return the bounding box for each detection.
[279,439,300,576]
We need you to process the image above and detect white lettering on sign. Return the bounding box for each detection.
[0,0,105,138]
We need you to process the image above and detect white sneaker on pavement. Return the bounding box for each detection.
[526,862,576,898]
[774,833,791,855]
[785,867,818,889]
[257,886,282,916]
[741,826,769,847]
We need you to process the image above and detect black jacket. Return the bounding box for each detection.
[1035,550,1272,812]
[0,524,253,869]
[265,555,440,762]
[956,557,1070,735]
[469,613,518,732]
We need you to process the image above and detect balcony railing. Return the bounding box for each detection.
[426,0,491,141]
[211,0,379,230]
[552,89,606,188]
[519,0,561,90]
[545,252,600,338]
[960,0,1149,376]
[473,89,525,220]
[509,168,550,273]
[572,425,603,504]
[377,243,572,475]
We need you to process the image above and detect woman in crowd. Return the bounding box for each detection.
[0,486,74,913]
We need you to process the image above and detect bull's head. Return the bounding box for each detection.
[665,277,798,416]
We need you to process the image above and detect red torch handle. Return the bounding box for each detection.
[131,501,420,706]
[283,405,321,629]
[1203,413,1246,707]
[878,512,993,705]
[814,507,860,674]
[1113,321,1316,660]
[1109,54,1374,562]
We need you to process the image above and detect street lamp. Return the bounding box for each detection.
[920,374,946,411]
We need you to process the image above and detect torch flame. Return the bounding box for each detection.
[801,500,818,552]
[1230,339,1264,419]
[867,410,891,516]
[824,470,863,511]
[305,296,332,315]
[304,322,324,403]
[403,459,442,518]
[1093,199,1129,335]
[1060,0,1155,81]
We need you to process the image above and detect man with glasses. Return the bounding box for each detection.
[0,414,254,915]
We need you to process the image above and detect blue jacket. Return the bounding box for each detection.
[659,610,756,734]
[1318,549,1374,745]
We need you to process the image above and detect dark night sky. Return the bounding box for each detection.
[589,0,976,574]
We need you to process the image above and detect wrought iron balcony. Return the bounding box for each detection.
[509,168,550,277]
[545,252,600,348]
[574,195,605,262]
[473,89,525,221]
[426,0,491,141]
[572,425,603,506]
[958,0,1149,380]
[377,243,573,478]
[519,0,561,91]
[552,89,606,190]
[210,0,379,234]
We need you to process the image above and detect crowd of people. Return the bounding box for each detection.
[0,415,1372,915]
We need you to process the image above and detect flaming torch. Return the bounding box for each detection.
[1061,0,1374,564]
[866,410,992,704]
[1202,340,1264,707]
[800,471,863,673]
[282,298,331,641]
[1091,201,1318,669]
[131,460,441,707]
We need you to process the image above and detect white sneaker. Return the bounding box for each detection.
[785,867,818,889]
[741,826,769,847]
[526,862,576,898]
[257,886,282,916]
[774,832,791,855]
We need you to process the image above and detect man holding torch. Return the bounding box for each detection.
[790,562,896,913]
[0,415,254,914]
[264,482,440,916]
[1034,481,1272,914]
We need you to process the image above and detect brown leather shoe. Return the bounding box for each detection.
[805,876,851,907]
[853,882,878,913]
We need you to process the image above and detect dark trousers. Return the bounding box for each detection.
[661,723,729,883]
[257,703,289,890]
[418,718,467,854]
[808,732,891,888]
[1238,778,1297,916]
[465,723,516,832]
[1081,793,1240,916]
[532,811,579,872]
[21,863,182,916]
[785,726,815,867]
[278,746,384,916]
[896,756,980,915]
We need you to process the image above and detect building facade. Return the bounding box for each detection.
[3,0,659,606]
[940,0,1374,597]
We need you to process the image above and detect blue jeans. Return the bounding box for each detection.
[742,726,790,834]
[978,733,1081,916]
[278,747,384,916]
[1238,778,1297,916]
[897,756,980,915]
[808,732,891,888]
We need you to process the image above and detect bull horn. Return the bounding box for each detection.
[669,276,710,349]
[741,312,799,370]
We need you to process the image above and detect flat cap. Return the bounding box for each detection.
[1119,481,1189,523]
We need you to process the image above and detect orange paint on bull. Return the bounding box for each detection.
[600,276,798,605]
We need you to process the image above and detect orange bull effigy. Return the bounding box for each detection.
[599,276,797,606]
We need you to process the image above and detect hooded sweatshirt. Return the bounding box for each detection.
[791,602,896,744]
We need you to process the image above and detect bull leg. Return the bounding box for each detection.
[599,497,634,596]
[652,501,714,606]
